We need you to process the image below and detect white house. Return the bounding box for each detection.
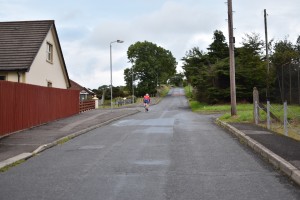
[0,20,70,89]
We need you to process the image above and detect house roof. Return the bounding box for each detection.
[69,79,95,95]
[69,79,83,91]
[0,20,70,87]
[0,20,52,70]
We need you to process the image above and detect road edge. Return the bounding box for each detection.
[215,118,300,186]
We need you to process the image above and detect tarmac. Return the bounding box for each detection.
[0,101,299,186]
[0,107,141,169]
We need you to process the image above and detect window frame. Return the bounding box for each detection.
[46,42,53,63]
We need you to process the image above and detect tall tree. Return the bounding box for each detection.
[182,47,207,86]
[205,30,231,103]
[235,33,268,101]
[182,31,231,104]
[271,38,299,103]
[169,73,185,87]
[207,30,229,63]
[124,41,177,96]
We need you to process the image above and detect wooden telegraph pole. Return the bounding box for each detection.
[227,0,237,115]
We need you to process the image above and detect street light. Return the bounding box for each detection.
[110,40,124,112]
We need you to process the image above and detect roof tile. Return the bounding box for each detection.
[0,20,54,71]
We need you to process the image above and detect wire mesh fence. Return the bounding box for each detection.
[254,100,300,140]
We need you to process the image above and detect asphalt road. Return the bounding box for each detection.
[0,88,299,200]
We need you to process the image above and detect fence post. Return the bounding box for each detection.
[284,101,288,136]
[267,101,270,129]
[253,87,259,123]
[92,95,99,109]
[255,101,259,125]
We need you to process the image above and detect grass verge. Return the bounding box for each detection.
[189,100,300,140]
[57,136,71,145]
[0,159,26,173]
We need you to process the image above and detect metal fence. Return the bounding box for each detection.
[0,81,79,136]
[254,100,300,139]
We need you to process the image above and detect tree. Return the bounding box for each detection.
[92,85,110,101]
[169,73,184,87]
[92,85,127,101]
[205,30,231,103]
[182,31,268,104]
[182,47,206,86]
[182,31,231,104]
[207,30,229,63]
[271,38,299,103]
[235,33,268,102]
[124,41,177,96]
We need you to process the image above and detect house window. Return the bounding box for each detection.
[46,42,53,63]
[47,81,52,87]
[0,75,6,80]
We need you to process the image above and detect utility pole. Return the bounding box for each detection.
[264,9,270,100]
[227,0,237,115]
[132,66,134,103]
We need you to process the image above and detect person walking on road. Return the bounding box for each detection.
[143,93,150,112]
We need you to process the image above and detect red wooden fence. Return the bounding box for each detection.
[79,100,95,112]
[0,81,80,136]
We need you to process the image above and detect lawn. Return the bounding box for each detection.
[189,101,255,123]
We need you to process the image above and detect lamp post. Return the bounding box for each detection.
[110,40,124,112]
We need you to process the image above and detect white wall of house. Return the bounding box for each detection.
[7,72,19,82]
[25,28,68,89]
[2,71,25,82]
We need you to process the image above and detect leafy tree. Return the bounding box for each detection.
[235,33,268,102]
[182,47,207,86]
[182,31,269,104]
[169,73,184,87]
[271,38,299,103]
[182,30,300,104]
[272,39,297,66]
[92,85,127,101]
[124,41,177,96]
[124,68,133,93]
[204,30,231,103]
[92,85,110,99]
[182,30,231,104]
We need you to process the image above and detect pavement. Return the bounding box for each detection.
[0,100,299,186]
[216,119,300,186]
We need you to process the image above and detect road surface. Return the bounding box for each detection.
[0,88,299,199]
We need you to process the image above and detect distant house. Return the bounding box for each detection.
[0,20,70,89]
[69,79,95,101]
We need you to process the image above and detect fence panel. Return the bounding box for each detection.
[0,81,79,136]
[79,100,95,112]
[255,100,300,140]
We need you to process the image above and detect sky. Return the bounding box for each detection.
[1,0,300,89]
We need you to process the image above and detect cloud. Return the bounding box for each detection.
[2,0,300,89]
[63,1,230,88]
[233,0,300,46]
